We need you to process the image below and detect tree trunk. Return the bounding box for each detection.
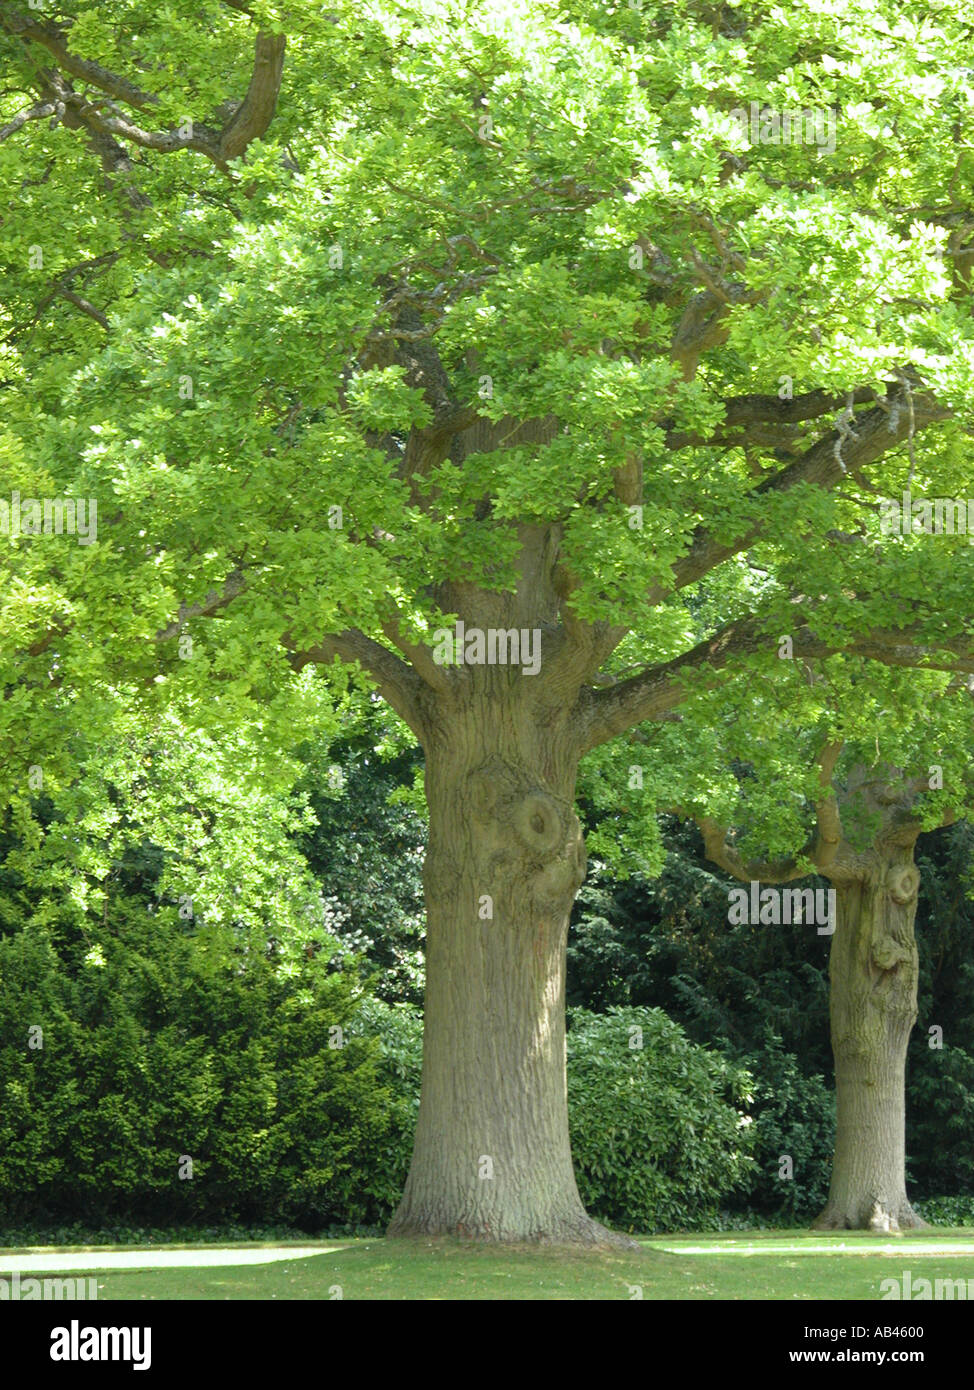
[814,853,926,1231]
[388,702,629,1245]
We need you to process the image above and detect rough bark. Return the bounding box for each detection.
[387,677,632,1246]
[814,848,927,1232]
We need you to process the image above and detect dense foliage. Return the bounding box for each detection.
[0,900,390,1228]
[566,1006,756,1232]
[296,729,426,1005]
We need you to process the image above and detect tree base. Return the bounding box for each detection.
[812,1199,927,1233]
[387,1211,639,1251]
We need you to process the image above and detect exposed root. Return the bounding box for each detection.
[812,1199,927,1233]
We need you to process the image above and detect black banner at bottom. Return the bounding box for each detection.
[1,1297,965,1374]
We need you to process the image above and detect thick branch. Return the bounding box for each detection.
[286,629,428,738]
[380,618,455,695]
[151,563,428,733]
[577,614,974,753]
[218,31,286,161]
[2,10,159,108]
[56,287,108,329]
[662,386,879,451]
[0,98,55,140]
[5,15,286,171]
[664,386,952,596]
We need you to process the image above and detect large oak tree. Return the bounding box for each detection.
[2,0,974,1242]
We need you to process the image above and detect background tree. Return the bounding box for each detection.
[644,645,972,1231]
[699,754,963,1231]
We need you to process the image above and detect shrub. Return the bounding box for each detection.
[907,1042,974,1196]
[566,1006,756,1233]
[0,902,393,1230]
[730,1035,836,1221]
[346,997,423,1218]
[915,1195,974,1227]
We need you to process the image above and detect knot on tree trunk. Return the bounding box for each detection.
[886,863,920,904]
[468,757,587,906]
[512,790,566,857]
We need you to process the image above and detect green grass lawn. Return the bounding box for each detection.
[9,1230,974,1300]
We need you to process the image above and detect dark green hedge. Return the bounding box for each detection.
[0,903,392,1229]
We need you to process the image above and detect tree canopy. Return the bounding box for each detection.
[3,0,974,768]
